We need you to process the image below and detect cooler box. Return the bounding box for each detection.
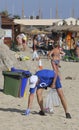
[3,71,23,97]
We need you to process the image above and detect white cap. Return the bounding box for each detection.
[29,75,38,88]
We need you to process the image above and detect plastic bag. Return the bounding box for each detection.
[45,88,60,112]
[51,89,60,107]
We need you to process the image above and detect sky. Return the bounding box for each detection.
[0,0,79,19]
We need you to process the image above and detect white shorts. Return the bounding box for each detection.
[32,50,39,59]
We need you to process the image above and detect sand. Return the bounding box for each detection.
[0,43,79,130]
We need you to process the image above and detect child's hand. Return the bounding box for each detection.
[51,83,56,89]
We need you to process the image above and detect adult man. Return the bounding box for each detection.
[24,69,71,119]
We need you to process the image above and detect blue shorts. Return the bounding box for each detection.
[29,76,62,94]
[55,76,62,89]
[30,87,36,94]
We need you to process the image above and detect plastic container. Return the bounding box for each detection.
[2,71,23,97]
[45,88,60,112]
[11,67,31,97]
[51,89,60,106]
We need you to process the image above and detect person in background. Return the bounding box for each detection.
[49,42,65,88]
[24,69,71,119]
[16,33,27,51]
[16,34,23,50]
[47,39,54,59]
[20,33,27,51]
[32,35,39,61]
[75,40,79,58]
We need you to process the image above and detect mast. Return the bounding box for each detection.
[72,8,75,18]
[71,0,75,18]
[55,0,58,19]
[22,0,24,18]
[38,0,42,19]
[50,8,52,19]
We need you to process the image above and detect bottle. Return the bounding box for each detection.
[38,59,43,70]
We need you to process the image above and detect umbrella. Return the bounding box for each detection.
[68,25,79,32]
[29,29,51,34]
[30,29,40,34]
[44,25,62,32]
[45,25,75,32]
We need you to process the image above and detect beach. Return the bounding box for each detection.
[0,44,79,130]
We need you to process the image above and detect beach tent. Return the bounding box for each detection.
[64,17,77,25]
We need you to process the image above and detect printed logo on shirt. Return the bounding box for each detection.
[40,82,47,88]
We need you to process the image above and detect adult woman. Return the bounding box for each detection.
[49,43,65,88]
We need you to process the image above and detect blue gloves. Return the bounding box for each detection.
[24,108,30,115]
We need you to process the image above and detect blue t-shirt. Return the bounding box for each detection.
[35,69,55,88]
[30,69,62,94]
